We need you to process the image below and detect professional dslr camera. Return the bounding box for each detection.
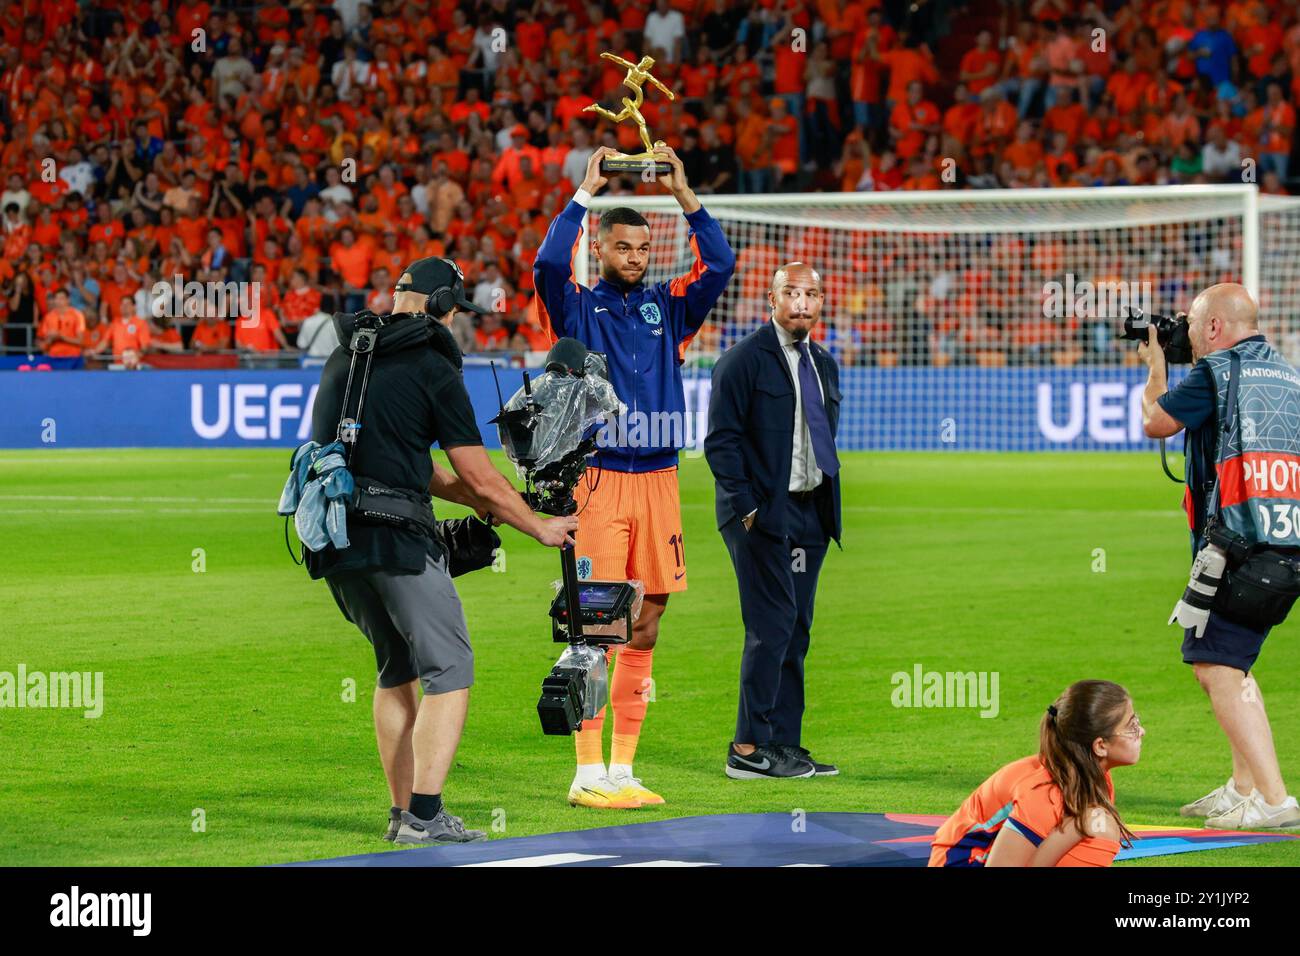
[491,339,645,735]
[1118,306,1193,364]
[1120,305,1195,482]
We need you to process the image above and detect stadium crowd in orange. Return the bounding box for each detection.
[0,0,1296,365]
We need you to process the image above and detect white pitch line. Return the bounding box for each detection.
[613,860,719,867]
[458,853,618,867]
[0,495,1177,520]
[680,502,1177,518]
[0,494,269,504]
[0,454,274,466]
[846,504,1178,519]
[5,508,269,515]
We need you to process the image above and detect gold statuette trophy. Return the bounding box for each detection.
[583,52,675,176]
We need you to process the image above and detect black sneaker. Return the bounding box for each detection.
[394,807,487,844]
[777,744,838,776]
[382,806,402,842]
[725,743,815,779]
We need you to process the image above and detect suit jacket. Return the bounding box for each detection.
[704,321,843,545]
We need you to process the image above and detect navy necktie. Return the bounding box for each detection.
[796,340,839,477]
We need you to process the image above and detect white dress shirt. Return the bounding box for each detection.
[771,318,825,493]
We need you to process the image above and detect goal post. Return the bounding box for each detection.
[576,185,1300,452]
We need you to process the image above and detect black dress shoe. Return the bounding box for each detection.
[777,744,838,776]
[725,742,815,779]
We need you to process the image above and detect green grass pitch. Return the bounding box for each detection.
[2,448,1298,866]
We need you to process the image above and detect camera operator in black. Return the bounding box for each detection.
[311,256,578,845]
[1141,282,1300,830]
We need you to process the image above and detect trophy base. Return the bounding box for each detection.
[600,154,671,176]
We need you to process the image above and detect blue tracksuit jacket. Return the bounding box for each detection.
[533,198,736,472]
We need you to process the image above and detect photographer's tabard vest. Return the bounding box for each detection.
[1205,338,1300,548]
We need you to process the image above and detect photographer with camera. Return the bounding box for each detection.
[1140,282,1300,830]
[305,256,578,845]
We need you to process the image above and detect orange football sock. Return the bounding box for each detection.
[610,647,654,767]
[574,646,614,769]
[574,706,606,766]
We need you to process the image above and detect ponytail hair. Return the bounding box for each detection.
[1039,680,1136,846]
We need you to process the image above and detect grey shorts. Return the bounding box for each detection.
[325,552,474,695]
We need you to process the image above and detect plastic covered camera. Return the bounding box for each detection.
[496,345,622,478]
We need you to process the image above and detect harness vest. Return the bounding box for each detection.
[1205,338,1300,547]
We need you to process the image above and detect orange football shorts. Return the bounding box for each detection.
[571,466,687,595]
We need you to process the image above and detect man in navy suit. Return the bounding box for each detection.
[705,262,843,780]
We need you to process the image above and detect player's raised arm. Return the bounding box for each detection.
[534,148,613,341]
[654,145,736,342]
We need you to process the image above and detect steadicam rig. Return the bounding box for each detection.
[489,338,644,734]
[491,338,617,516]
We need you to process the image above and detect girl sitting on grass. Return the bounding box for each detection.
[929,679,1142,867]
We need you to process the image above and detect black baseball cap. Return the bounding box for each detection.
[395,256,488,314]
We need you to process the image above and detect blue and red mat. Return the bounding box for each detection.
[287,812,1299,867]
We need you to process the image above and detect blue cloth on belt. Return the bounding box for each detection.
[278,440,355,551]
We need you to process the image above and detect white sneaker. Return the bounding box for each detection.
[1180,779,1245,818]
[607,768,665,805]
[1205,790,1300,830]
[568,774,641,809]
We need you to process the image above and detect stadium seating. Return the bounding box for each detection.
[0,0,1296,368]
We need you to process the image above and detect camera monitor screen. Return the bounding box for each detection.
[578,584,625,610]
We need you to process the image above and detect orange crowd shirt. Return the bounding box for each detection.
[38,306,87,357]
[191,319,233,351]
[234,307,283,351]
[104,314,152,359]
[331,241,373,288]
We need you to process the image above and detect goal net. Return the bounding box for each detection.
[579,185,1300,453]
